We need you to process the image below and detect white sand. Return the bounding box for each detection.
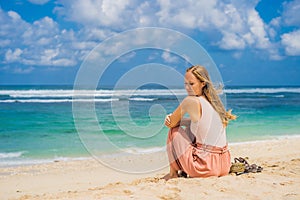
[1,136,300,200]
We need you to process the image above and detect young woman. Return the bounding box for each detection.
[164,65,236,180]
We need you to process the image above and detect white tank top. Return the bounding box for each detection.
[190,96,227,147]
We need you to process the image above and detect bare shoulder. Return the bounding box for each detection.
[183,96,200,103]
[181,96,201,121]
[181,96,201,108]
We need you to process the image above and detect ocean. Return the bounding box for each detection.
[0,85,299,167]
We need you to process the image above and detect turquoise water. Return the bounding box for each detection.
[0,85,299,166]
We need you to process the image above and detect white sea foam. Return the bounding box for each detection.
[122,146,165,154]
[274,95,285,98]
[0,151,26,159]
[229,134,300,146]
[129,97,157,101]
[0,98,119,103]
[0,88,299,104]
[0,156,92,167]
[0,87,299,99]
[0,89,186,98]
[224,87,300,94]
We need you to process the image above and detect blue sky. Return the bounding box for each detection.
[0,0,299,86]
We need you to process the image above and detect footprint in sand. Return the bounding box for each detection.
[159,192,180,200]
[158,187,181,200]
[123,189,134,195]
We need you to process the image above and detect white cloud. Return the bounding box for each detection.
[56,0,132,29]
[0,8,88,68]
[147,52,160,61]
[214,2,273,52]
[72,41,98,50]
[41,49,59,63]
[219,32,245,50]
[5,48,23,62]
[281,30,300,56]
[247,9,271,49]
[13,66,34,74]
[0,9,29,39]
[232,52,243,59]
[101,0,130,25]
[161,50,179,63]
[282,0,300,27]
[7,11,22,21]
[19,48,77,67]
[156,0,217,29]
[268,48,284,61]
[22,17,59,45]
[0,0,298,73]
[134,1,157,26]
[270,17,281,28]
[54,0,273,54]
[52,58,77,66]
[36,37,52,46]
[117,51,136,63]
[1,65,35,74]
[79,28,115,41]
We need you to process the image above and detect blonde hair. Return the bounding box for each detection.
[186,65,236,126]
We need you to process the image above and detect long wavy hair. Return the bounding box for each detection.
[186,65,236,126]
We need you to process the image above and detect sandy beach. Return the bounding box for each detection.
[1,136,300,200]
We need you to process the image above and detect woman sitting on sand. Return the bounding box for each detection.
[164,65,236,180]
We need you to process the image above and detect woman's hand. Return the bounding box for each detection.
[164,114,172,127]
[164,100,187,128]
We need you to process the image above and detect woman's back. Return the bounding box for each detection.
[190,96,227,147]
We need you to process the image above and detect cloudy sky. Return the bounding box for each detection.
[0,0,299,86]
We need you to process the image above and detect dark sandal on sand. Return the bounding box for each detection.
[177,170,190,178]
[230,157,263,175]
[247,164,263,173]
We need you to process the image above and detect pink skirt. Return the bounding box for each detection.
[166,127,231,178]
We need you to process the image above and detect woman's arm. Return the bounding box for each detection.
[164,104,184,128]
[164,96,201,128]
